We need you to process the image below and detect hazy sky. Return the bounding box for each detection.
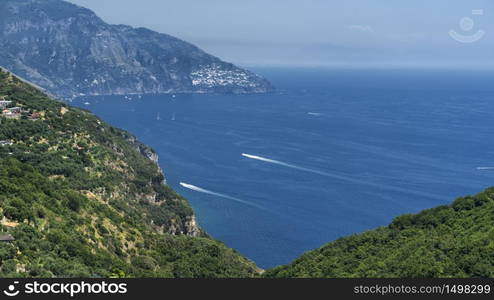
[68,0,494,68]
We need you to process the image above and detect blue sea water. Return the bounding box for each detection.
[73,68,494,268]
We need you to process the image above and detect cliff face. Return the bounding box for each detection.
[125,134,201,236]
[0,68,257,278]
[0,0,273,99]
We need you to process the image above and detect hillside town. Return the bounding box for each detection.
[0,95,40,121]
[1,95,42,147]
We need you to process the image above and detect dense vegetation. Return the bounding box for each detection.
[0,69,257,278]
[265,188,494,278]
[3,67,493,279]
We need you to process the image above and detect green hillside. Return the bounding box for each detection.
[0,68,257,278]
[3,66,492,279]
[265,188,494,278]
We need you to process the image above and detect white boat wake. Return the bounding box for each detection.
[241,153,446,201]
[179,182,269,212]
[241,153,331,177]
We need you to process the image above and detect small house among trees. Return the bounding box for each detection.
[0,234,15,243]
[0,100,12,109]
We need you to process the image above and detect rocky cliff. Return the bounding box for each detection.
[0,0,273,99]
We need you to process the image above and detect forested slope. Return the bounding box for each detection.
[265,188,494,278]
[0,68,257,278]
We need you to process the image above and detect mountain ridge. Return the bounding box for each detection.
[0,0,273,100]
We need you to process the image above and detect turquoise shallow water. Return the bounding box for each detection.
[73,68,494,268]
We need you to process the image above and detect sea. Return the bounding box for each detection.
[72,68,494,268]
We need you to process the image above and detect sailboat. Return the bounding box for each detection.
[171,113,176,121]
[156,112,161,121]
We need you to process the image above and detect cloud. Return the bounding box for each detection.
[348,25,374,33]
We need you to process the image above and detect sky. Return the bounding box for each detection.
[68,0,494,68]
